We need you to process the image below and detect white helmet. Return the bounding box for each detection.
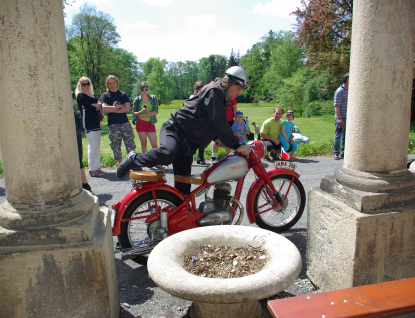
[225,66,249,90]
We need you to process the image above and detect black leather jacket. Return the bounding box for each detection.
[171,80,240,150]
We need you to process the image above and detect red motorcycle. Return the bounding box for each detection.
[111,140,305,265]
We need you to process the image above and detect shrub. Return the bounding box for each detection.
[304,100,334,117]
[192,145,226,161]
[81,153,118,169]
[100,153,118,167]
[296,141,334,157]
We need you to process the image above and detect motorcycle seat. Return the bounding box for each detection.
[174,173,206,185]
[129,170,165,182]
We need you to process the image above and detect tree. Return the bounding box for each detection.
[239,30,286,102]
[197,55,228,83]
[269,31,304,78]
[137,58,174,105]
[167,61,200,99]
[240,44,266,102]
[278,68,312,116]
[228,49,238,67]
[263,31,305,102]
[62,0,76,15]
[67,4,121,93]
[106,48,139,97]
[292,0,352,77]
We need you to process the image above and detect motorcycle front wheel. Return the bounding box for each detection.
[253,174,305,233]
[118,191,182,265]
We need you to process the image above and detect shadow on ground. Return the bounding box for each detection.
[280,227,308,276]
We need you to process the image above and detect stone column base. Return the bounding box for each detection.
[307,187,415,292]
[0,194,119,318]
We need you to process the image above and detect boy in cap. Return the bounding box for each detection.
[231,111,250,145]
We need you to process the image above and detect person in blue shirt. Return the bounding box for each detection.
[279,110,298,160]
[231,111,250,145]
[333,73,349,160]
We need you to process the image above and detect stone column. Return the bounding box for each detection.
[0,1,119,316]
[307,0,415,292]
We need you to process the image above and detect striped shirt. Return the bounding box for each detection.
[334,84,348,120]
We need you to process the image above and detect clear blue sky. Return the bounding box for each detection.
[64,0,302,63]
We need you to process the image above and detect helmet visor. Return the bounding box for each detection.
[232,77,249,90]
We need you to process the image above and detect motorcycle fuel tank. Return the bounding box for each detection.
[207,156,248,184]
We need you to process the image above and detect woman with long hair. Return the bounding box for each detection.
[101,75,136,163]
[75,76,103,177]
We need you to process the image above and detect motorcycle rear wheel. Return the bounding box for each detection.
[118,191,182,265]
[253,174,305,232]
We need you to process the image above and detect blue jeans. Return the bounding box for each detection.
[333,118,346,155]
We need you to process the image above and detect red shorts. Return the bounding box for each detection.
[135,119,156,133]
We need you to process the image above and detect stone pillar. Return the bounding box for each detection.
[0,1,119,316]
[307,0,415,292]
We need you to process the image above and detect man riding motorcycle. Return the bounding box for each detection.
[116,66,251,195]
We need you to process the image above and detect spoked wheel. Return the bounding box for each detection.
[118,191,182,265]
[253,174,305,233]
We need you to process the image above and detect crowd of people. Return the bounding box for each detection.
[74,67,351,193]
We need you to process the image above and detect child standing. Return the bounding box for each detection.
[279,110,298,160]
[232,111,250,145]
[244,116,254,141]
[251,121,260,140]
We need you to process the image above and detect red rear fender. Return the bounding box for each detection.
[111,184,185,236]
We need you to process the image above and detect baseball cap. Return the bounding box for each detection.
[235,111,243,117]
[286,110,294,115]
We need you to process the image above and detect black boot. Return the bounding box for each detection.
[116,151,137,179]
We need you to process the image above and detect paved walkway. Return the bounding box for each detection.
[0,156,344,317]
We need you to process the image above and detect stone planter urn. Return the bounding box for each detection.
[148,225,301,318]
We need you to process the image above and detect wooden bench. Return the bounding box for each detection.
[267,277,415,318]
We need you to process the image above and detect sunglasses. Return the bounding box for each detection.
[81,82,90,87]
[141,88,149,91]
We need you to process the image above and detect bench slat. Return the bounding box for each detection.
[268,277,415,318]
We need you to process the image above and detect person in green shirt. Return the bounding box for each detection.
[260,107,284,160]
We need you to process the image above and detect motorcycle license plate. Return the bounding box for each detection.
[274,161,297,170]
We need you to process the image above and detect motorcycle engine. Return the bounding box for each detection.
[197,182,232,226]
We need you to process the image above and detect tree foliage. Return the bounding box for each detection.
[133,58,174,105]
[165,52,233,100]
[167,61,200,99]
[292,0,352,76]
[263,31,305,102]
[66,4,138,97]
[67,5,120,92]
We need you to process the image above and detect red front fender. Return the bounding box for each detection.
[111,184,185,236]
[245,168,300,224]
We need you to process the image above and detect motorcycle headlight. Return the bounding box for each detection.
[248,140,265,159]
